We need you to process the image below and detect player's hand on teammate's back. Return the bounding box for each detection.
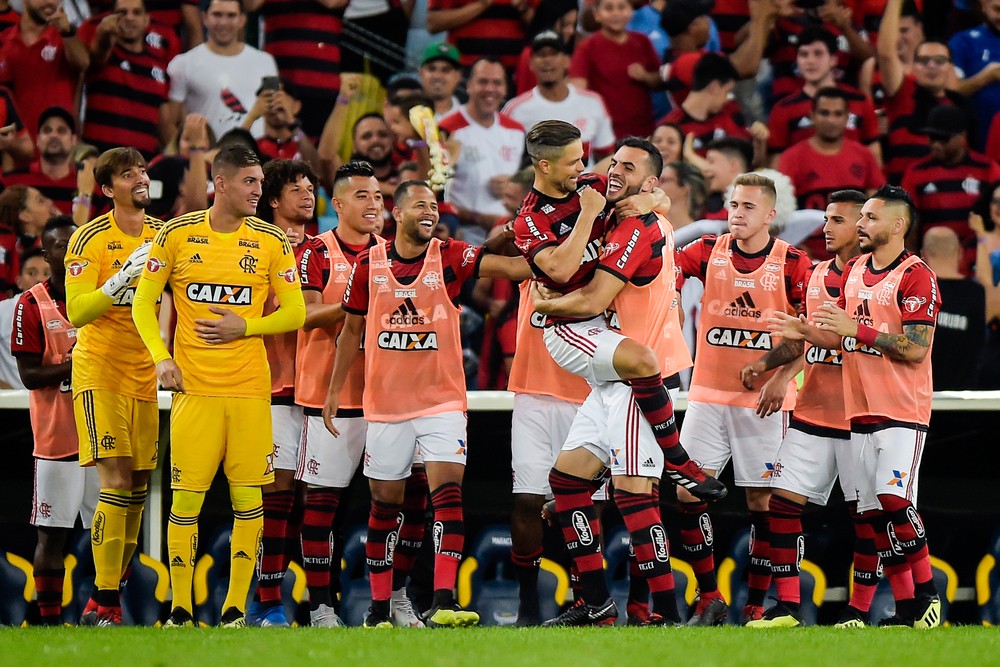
[194,306,247,344]
[767,311,809,340]
[739,360,767,391]
[156,359,185,393]
[755,374,785,418]
[579,185,606,218]
[322,393,341,437]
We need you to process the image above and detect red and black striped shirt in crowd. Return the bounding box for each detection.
[78,23,176,158]
[883,74,966,185]
[901,150,1000,274]
[257,136,302,162]
[0,7,18,37]
[765,16,855,103]
[262,0,343,99]
[713,0,751,54]
[428,0,538,69]
[3,162,77,214]
[657,101,750,156]
[844,0,924,50]
[767,83,880,154]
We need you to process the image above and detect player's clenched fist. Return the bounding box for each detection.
[578,185,606,217]
[157,359,185,393]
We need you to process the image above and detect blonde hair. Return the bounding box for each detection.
[732,172,777,206]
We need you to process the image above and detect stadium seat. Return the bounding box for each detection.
[456,524,568,626]
[867,555,957,626]
[339,525,372,627]
[0,552,33,626]
[718,528,827,625]
[121,554,170,626]
[602,527,697,625]
[976,530,1000,625]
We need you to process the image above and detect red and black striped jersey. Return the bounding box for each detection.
[2,161,77,214]
[765,16,855,103]
[657,101,750,156]
[767,83,880,154]
[257,136,302,162]
[901,151,1000,274]
[0,7,18,37]
[713,0,751,54]
[884,74,966,185]
[598,212,665,287]
[81,38,172,158]
[428,0,538,69]
[261,0,343,98]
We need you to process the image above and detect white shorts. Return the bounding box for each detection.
[543,317,626,386]
[562,384,681,480]
[769,421,854,506]
[511,393,579,495]
[680,400,787,487]
[853,426,926,513]
[296,414,367,488]
[364,411,468,481]
[271,404,304,472]
[32,458,99,529]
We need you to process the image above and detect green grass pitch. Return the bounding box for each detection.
[2,626,1000,667]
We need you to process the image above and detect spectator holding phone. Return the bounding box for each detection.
[242,77,319,168]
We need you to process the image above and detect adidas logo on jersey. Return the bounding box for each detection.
[923,182,937,194]
[111,259,122,269]
[558,222,572,236]
[724,291,762,318]
[385,298,427,326]
[189,253,203,264]
[854,300,873,326]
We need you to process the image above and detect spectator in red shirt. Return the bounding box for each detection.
[0,85,34,168]
[767,26,881,167]
[779,88,882,258]
[569,0,660,140]
[3,107,79,214]
[241,79,319,167]
[0,0,89,138]
[657,53,751,156]
[0,0,19,36]
[901,105,1000,273]
[0,185,60,293]
[427,0,539,70]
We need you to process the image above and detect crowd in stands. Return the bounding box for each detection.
[0,0,999,391]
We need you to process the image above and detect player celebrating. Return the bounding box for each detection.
[322,180,532,628]
[64,147,162,626]
[132,145,306,628]
[13,216,99,625]
[766,185,942,629]
[249,159,327,628]
[738,190,869,627]
[675,173,813,626]
[513,120,723,501]
[531,138,693,627]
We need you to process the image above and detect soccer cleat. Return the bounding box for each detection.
[257,603,290,627]
[877,614,912,628]
[310,604,345,628]
[663,461,728,502]
[640,612,681,627]
[740,604,765,625]
[363,608,393,629]
[95,606,123,627]
[219,607,246,628]
[542,598,618,627]
[424,603,480,628]
[833,606,869,628]
[687,594,728,626]
[745,602,801,628]
[391,589,425,628]
[163,607,195,628]
[912,595,942,629]
[80,597,99,626]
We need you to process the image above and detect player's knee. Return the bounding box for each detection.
[746,489,770,512]
[230,486,262,512]
[512,493,544,516]
[172,489,206,516]
[615,340,659,379]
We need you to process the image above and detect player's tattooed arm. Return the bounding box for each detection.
[872,323,933,362]
[739,338,803,391]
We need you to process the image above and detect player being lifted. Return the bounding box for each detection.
[64,148,163,626]
[323,180,533,628]
[133,145,306,628]
[532,138,694,626]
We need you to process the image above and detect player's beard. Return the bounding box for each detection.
[132,193,152,209]
[859,229,889,252]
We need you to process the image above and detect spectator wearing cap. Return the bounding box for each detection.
[164,0,278,143]
[0,0,89,139]
[79,0,174,160]
[242,78,319,167]
[419,42,464,121]
[3,107,80,215]
[901,104,1000,273]
[427,0,539,70]
[244,0,344,141]
[502,30,615,165]
[513,0,578,94]
[950,0,1000,149]
[0,85,34,168]
[439,58,524,245]
[569,0,661,140]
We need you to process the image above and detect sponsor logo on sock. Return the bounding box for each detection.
[92,511,105,545]
[191,534,199,567]
[386,528,399,564]
[796,535,805,569]
[650,525,669,562]
[234,550,252,560]
[433,521,444,554]
[906,507,925,538]
[571,511,594,546]
[171,555,185,568]
[699,514,714,546]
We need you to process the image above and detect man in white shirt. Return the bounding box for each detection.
[503,31,616,166]
[439,58,525,245]
[164,0,278,140]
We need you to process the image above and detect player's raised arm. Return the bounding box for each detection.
[531,185,606,283]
